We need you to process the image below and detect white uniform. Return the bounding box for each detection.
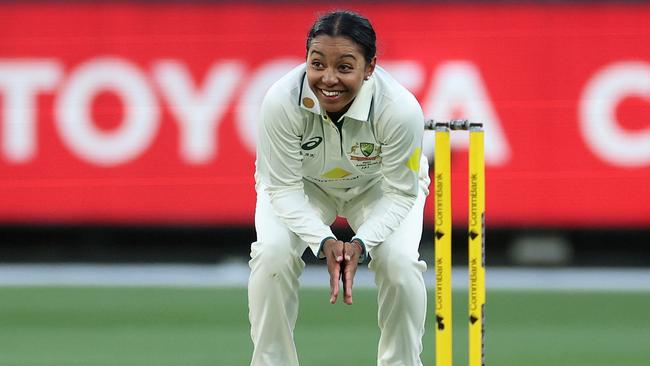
[249,63,430,366]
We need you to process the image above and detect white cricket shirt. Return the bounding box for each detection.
[256,63,429,257]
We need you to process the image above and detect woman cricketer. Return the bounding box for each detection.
[248,10,430,366]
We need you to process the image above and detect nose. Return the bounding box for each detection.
[322,68,338,86]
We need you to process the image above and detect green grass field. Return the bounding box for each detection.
[0,287,648,365]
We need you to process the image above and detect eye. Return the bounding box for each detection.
[311,61,324,69]
[339,64,353,72]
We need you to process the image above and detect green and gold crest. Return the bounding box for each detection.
[360,142,374,157]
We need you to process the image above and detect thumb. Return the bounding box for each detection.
[334,240,344,262]
[343,242,352,261]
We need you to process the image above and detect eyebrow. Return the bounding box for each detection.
[340,53,357,60]
[309,50,357,61]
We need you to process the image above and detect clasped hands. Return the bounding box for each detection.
[322,238,363,305]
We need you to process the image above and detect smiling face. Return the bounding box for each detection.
[306,35,376,118]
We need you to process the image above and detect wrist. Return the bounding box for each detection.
[351,239,363,255]
[350,237,367,263]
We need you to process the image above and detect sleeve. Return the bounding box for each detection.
[352,94,425,249]
[256,89,336,258]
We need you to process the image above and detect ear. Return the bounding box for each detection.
[365,56,377,79]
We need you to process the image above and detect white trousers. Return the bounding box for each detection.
[248,180,428,366]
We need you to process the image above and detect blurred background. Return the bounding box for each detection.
[0,1,648,365]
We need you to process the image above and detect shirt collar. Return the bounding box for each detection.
[299,71,375,122]
[298,72,321,115]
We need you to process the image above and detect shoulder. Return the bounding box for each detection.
[372,66,424,126]
[260,63,307,136]
[262,63,306,113]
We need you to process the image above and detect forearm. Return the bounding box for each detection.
[266,185,336,257]
[352,190,416,248]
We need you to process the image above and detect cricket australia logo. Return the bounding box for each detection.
[348,142,381,170]
[360,142,374,157]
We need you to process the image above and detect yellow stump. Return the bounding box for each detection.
[434,127,452,366]
[468,128,486,366]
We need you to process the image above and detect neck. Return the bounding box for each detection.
[327,111,344,122]
[326,100,354,122]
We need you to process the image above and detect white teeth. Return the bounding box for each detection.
[321,89,340,97]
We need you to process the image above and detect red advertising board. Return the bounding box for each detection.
[1,3,649,227]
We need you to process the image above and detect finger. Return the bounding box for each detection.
[329,261,341,304]
[342,253,357,305]
[325,240,345,304]
[343,267,354,305]
[344,262,358,305]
